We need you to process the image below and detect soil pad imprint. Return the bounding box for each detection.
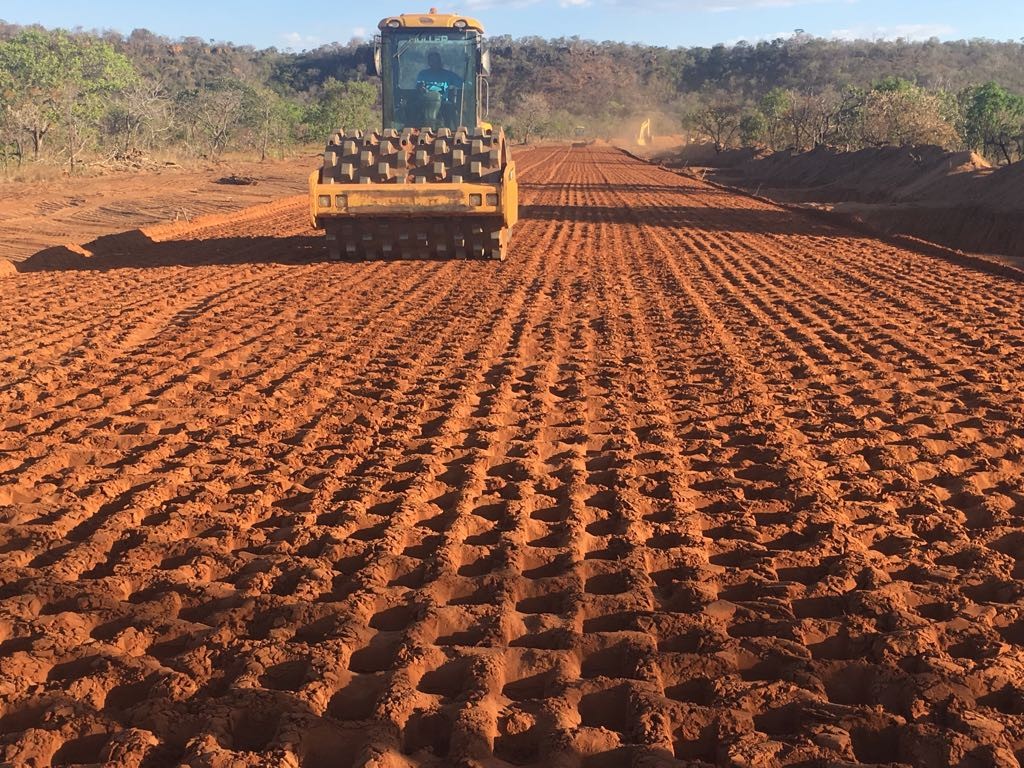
[2,145,1024,766]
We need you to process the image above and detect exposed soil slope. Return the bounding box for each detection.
[719,145,992,204]
[0,156,314,265]
[2,146,1024,768]
[670,144,1024,259]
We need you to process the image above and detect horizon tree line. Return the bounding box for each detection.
[1,23,1023,173]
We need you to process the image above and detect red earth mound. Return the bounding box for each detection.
[677,143,1024,259]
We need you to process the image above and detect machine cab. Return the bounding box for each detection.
[375,9,489,131]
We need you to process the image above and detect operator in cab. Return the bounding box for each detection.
[416,50,463,100]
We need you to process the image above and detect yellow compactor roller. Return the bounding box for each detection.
[309,9,518,261]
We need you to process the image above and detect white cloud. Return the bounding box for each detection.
[281,31,322,49]
[282,27,366,49]
[724,30,799,45]
[829,23,955,41]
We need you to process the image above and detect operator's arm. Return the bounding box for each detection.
[417,69,463,100]
[439,71,464,102]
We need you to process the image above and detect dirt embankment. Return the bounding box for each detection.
[657,143,1024,260]
[3,146,1024,767]
[0,155,316,267]
[612,134,693,161]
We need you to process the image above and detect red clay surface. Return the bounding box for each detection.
[0,157,313,265]
[2,146,1024,767]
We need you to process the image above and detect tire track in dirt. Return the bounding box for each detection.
[592,148,1024,763]
[615,157,1024,547]
[4,254,526,575]
[1,144,1023,768]
[592,157,866,763]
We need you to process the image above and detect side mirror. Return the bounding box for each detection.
[481,49,491,76]
[373,41,382,76]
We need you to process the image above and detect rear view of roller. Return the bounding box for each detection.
[309,9,518,261]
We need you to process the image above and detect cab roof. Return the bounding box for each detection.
[378,9,484,33]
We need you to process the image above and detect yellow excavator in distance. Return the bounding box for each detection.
[309,8,519,261]
[637,118,652,147]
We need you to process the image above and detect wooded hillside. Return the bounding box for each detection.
[2,20,1024,172]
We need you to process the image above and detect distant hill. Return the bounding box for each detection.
[1,20,1023,168]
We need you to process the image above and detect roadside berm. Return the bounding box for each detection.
[658,142,1024,260]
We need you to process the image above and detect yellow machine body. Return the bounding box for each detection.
[378,10,484,31]
[309,164,518,224]
[309,9,518,261]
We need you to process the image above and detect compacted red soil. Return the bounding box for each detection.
[1,146,1023,767]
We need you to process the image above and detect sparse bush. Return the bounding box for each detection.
[857,78,958,148]
[301,78,377,142]
[690,92,743,152]
[961,81,1024,164]
[739,111,766,147]
[510,93,551,144]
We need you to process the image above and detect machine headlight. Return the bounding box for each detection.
[386,19,400,28]
[318,195,332,208]
[453,19,468,28]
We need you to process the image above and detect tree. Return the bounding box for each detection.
[0,29,136,168]
[60,41,138,170]
[691,93,742,152]
[858,78,957,149]
[962,81,1024,164]
[739,111,766,147]
[0,30,61,159]
[244,85,301,160]
[175,79,254,158]
[105,77,173,156]
[759,87,793,149]
[0,101,20,170]
[301,78,377,143]
[831,86,868,151]
[512,93,551,144]
[785,89,845,150]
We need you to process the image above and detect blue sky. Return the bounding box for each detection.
[2,0,1022,50]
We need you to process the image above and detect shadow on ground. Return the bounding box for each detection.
[14,200,1024,286]
[520,202,836,237]
[15,229,328,273]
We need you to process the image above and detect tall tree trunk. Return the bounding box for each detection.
[67,103,77,173]
[999,140,1012,166]
[260,111,270,162]
[123,114,133,155]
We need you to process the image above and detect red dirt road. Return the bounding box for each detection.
[2,146,1024,767]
